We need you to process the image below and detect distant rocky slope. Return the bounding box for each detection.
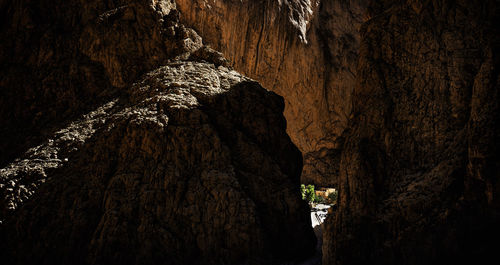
[0,1,315,264]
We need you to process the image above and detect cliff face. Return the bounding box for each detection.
[0,0,178,166]
[323,0,500,264]
[2,0,499,264]
[1,62,315,265]
[175,0,369,186]
[176,0,500,264]
[0,0,315,264]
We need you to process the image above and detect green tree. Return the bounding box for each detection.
[301,184,324,204]
[300,184,306,200]
[306,184,316,202]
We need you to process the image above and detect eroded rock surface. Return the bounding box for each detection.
[323,1,500,264]
[0,61,315,265]
[0,0,191,167]
[175,0,369,186]
[0,0,315,264]
[175,2,500,264]
[2,0,499,264]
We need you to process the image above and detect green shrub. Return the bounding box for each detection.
[306,184,316,202]
[300,184,306,200]
[327,190,338,204]
[301,184,322,204]
[314,195,324,203]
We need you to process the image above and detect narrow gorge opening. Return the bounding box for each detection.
[299,184,338,264]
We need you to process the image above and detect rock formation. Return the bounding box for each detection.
[175,0,369,186]
[322,1,500,264]
[0,0,175,166]
[0,1,315,264]
[2,0,499,265]
[175,0,500,264]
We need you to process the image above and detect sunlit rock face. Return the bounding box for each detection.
[175,0,369,187]
[0,1,315,264]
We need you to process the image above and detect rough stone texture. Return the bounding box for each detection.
[3,0,500,264]
[323,1,500,264]
[175,0,369,186]
[174,1,500,263]
[0,61,316,265]
[0,0,189,167]
[0,0,316,264]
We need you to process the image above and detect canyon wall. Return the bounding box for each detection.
[323,0,500,264]
[1,0,499,264]
[0,0,175,166]
[176,0,369,186]
[175,0,500,264]
[0,0,316,264]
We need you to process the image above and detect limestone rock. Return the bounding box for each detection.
[0,0,315,264]
[0,0,192,167]
[174,2,500,263]
[0,61,316,265]
[323,1,500,264]
[3,0,499,264]
[175,0,369,186]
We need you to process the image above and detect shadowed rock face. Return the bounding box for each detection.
[175,0,369,186]
[0,0,185,166]
[322,1,500,265]
[2,0,499,264]
[0,0,315,264]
